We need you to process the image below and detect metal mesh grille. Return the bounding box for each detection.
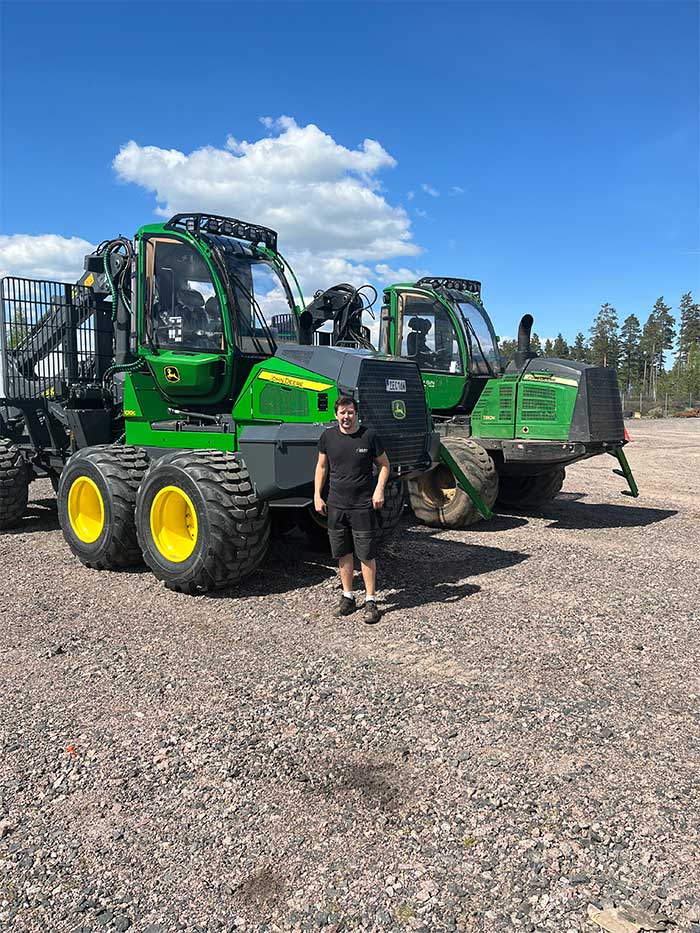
[585,367,624,442]
[1,277,111,400]
[357,360,429,472]
[521,384,557,421]
[498,384,515,421]
[259,383,309,417]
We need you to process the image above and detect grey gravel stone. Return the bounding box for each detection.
[0,421,698,932]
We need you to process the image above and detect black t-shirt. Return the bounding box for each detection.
[318,424,385,509]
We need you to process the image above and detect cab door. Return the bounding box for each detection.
[138,235,232,405]
[392,290,467,411]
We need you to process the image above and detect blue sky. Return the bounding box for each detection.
[1,0,698,341]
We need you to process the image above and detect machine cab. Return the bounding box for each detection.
[137,214,299,407]
[380,277,502,413]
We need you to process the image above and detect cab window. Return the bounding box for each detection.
[398,293,462,374]
[145,238,225,352]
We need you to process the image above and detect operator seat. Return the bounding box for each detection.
[176,288,207,341]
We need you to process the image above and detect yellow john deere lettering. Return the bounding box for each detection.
[258,371,333,392]
[123,409,137,418]
[523,373,579,388]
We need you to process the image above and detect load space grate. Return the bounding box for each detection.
[357,359,429,472]
[521,384,557,422]
[1,277,112,400]
[585,367,624,442]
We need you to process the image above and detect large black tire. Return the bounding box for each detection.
[135,450,270,593]
[0,438,29,530]
[57,445,149,569]
[297,479,405,552]
[496,467,565,510]
[407,436,498,528]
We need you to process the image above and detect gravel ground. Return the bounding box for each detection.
[1,419,699,933]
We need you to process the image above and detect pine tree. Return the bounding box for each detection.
[552,333,569,358]
[543,338,554,356]
[640,311,661,398]
[571,332,589,362]
[8,307,28,349]
[677,291,700,367]
[654,296,676,364]
[530,332,542,356]
[640,297,676,398]
[589,303,620,368]
[619,314,642,391]
[499,337,516,360]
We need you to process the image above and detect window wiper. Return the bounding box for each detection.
[227,270,276,356]
[462,314,495,377]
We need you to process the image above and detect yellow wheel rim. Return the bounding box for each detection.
[150,485,198,562]
[67,476,105,544]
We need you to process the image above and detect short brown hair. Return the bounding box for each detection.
[334,395,357,413]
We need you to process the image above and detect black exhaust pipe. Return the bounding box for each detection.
[514,314,536,368]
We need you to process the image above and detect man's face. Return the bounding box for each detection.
[336,403,358,432]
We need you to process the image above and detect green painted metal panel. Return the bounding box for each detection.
[514,376,578,441]
[471,376,517,439]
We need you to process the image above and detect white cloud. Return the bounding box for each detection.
[450,185,465,195]
[0,234,94,282]
[2,119,427,316]
[373,263,423,285]
[407,190,415,201]
[421,183,440,198]
[113,117,420,267]
[415,209,428,218]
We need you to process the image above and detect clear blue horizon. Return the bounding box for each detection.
[1,1,698,342]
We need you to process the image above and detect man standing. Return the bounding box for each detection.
[314,396,390,624]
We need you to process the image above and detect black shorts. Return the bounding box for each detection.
[327,507,378,561]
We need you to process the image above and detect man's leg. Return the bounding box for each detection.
[351,509,381,624]
[328,509,356,616]
[339,553,355,594]
[359,558,376,597]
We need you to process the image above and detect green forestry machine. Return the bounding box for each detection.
[366,275,637,526]
[0,213,442,592]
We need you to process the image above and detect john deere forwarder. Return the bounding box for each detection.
[374,276,637,527]
[0,214,440,592]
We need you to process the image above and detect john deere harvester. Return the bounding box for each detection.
[374,276,637,527]
[0,214,440,591]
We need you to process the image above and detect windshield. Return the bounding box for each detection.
[455,298,502,375]
[222,254,298,354]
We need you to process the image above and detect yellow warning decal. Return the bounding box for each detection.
[84,273,95,287]
[258,370,333,392]
[523,373,579,388]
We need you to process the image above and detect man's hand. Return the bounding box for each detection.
[314,495,327,516]
[372,488,384,510]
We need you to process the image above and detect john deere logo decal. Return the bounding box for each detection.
[392,399,407,420]
[164,366,181,384]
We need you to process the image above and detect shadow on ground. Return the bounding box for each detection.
[541,500,677,529]
[217,524,529,614]
[0,498,59,536]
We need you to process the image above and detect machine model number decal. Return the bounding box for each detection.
[164,366,181,383]
[391,400,407,420]
[385,379,406,392]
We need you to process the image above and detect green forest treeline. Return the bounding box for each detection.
[498,292,700,406]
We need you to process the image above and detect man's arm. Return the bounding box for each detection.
[372,451,390,510]
[314,451,329,515]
